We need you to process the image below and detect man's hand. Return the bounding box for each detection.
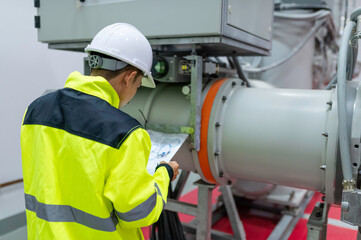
[160,161,179,182]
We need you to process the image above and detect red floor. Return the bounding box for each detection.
[142,188,358,239]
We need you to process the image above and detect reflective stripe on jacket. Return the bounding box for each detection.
[21,71,170,240]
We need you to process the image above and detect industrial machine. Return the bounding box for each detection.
[35,0,361,239]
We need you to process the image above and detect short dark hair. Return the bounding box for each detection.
[89,52,143,81]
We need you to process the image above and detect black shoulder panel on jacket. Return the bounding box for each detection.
[23,88,142,149]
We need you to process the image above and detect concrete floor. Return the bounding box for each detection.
[0,226,26,240]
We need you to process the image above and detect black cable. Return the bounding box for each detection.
[227,56,235,69]
[150,184,185,240]
[231,56,251,87]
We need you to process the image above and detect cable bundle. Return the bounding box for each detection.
[151,185,185,240]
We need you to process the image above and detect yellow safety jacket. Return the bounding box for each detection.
[21,71,170,240]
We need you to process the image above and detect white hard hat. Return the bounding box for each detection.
[85,23,155,88]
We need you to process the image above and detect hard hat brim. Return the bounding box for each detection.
[141,74,156,88]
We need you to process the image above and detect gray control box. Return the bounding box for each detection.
[36,0,273,56]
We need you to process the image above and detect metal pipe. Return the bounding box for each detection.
[244,18,327,73]
[221,87,335,191]
[274,9,331,21]
[324,75,337,90]
[337,20,356,184]
[350,6,361,22]
[123,81,338,197]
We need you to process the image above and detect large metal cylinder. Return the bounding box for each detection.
[122,79,341,203]
[221,86,335,190]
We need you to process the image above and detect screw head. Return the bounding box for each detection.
[222,96,227,101]
[215,122,222,127]
[182,85,191,95]
[219,172,224,177]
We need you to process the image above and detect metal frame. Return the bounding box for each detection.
[268,191,314,240]
[164,179,247,240]
[166,180,314,240]
[307,201,330,240]
[186,54,203,151]
[164,180,217,240]
[350,80,361,176]
[324,86,339,204]
[49,36,271,56]
[219,185,246,239]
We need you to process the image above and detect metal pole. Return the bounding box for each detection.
[219,185,246,239]
[195,180,216,240]
[174,170,190,200]
[186,55,202,151]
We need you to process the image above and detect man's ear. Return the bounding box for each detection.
[123,70,138,86]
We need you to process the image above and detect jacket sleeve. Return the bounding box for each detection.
[103,128,171,229]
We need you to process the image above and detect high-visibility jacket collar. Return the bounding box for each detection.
[65,71,120,108]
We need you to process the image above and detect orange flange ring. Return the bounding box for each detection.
[198,78,228,184]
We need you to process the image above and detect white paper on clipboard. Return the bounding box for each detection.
[146,130,188,175]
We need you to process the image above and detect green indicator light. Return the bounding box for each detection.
[155,62,166,74]
[152,57,168,78]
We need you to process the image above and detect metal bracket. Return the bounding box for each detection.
[268,191,314,240]
[341,190,361,226]
[350,80,361,177]
[146,123,193,135]
[34,16,41,29]
[307,201,330,240]
[34,0,40,8]
[185,55,202,151]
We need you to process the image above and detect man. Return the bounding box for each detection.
[21,23,179,239]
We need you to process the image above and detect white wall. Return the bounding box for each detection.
[0,0,84,219]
